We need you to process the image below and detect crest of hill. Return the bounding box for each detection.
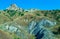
[0,4,60,25]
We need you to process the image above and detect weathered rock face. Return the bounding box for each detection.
[41,30,55,39]
[0,19,56,39]
[0,24,20,36]
[28,19,56,39]
[0,23,35,39]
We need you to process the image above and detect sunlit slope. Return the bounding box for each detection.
[0,4,60,39]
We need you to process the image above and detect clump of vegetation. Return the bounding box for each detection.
[7,10,16,17]
[21,13,24,16]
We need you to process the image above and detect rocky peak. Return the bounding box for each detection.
[7,4,19,10]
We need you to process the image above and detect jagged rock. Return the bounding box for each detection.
[7,4,24,12]
[28,19,56,39]
[38,19,56,27]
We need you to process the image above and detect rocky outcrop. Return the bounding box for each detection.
[28,19,56,39]
[0,19,56,39]
[7,4,19,10]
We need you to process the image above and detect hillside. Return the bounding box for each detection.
[0,4,60,39]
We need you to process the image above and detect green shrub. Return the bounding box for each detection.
[7,10,16,17]
[36,13,40,16]
[21,13,24,16]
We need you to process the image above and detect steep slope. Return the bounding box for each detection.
[0,11,12,24]
[0,4,60,39]
[0,18,57,39]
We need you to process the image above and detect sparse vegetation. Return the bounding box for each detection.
[0,4,60,39]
